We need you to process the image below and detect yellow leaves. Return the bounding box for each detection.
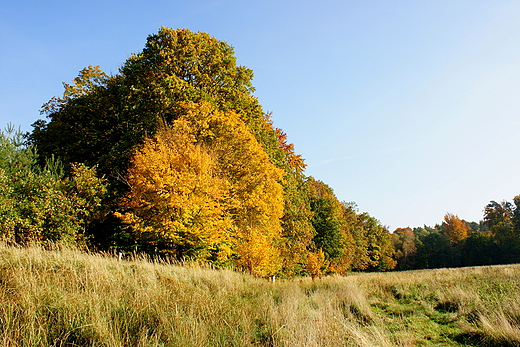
[306,249,328,280]
[118,102,285,273]
[235,231,281,277]
[176,102,285,272]
[118,121,233,257]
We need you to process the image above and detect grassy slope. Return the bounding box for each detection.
[0,244,519,346]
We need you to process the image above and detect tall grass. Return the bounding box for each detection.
[0,243,519,346]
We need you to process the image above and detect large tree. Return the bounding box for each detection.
[25,27,405,276]
[30,28,314,261]
[31,28,262,185]
[115,121,233,260]
[117,102,285,276]
[484,199,520,263]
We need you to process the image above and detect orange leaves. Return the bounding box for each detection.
[443,213,470,244]
[275,128,306,173]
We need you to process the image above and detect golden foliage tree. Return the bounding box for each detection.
[118,102,285,275]
[116,123,233,260]
[306,249,328,280]
[176,102,285,276]
[443,213,470,244]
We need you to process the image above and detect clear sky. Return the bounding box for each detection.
[2,1,520,230]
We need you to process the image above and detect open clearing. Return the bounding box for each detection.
[1,243,519,346]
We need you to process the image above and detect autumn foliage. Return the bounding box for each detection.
[115,121,233,261]
[442,213,470,244]
[117,103,285,276]
[26,27,399,276]
[3,25,519,280]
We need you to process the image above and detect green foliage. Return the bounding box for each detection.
[353,212,396,271]
[307,178,395,273]
[307,178,345,261]
[120,27,257,120]
[0,125,106,244]
[484,198,520,264]
[31,28,261,188]
[39,65,109,116]
[30,28,312,259]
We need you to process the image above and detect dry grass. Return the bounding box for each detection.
[0,243,519,346]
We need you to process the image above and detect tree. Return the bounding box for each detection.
[484,200,513,234]
[30,28,264,190]
[0,125,106,244]
[412,226,452,269]
[392,227,417,270]
[356,213,396,271]
[120,28,256,117]
[40,65,109,113]
[512,196,520,232]
[28,27,400,275]
[274,127,315,276]
[116,102,285,275]
[463,231,498,266]
[29,28,307,255]
[305,179,395,273]
[442,213,469,244]
[115,122,233,260]
[176,102,285,276]
[306,249,327,280]
[484,199,520,264]
[307,178,345,262]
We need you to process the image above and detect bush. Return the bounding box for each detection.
[0,124,107,244]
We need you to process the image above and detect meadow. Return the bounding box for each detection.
[0,243,519,346]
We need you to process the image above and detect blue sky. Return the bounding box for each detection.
[2,1,520,229]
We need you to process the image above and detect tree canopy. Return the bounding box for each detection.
[24,27,400,276]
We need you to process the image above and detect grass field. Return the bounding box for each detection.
[0,243,519,346]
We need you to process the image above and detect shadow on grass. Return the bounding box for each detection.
[453,331,520,347]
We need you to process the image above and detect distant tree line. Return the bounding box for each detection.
[392,197,520,270]
[0,28,395,277]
